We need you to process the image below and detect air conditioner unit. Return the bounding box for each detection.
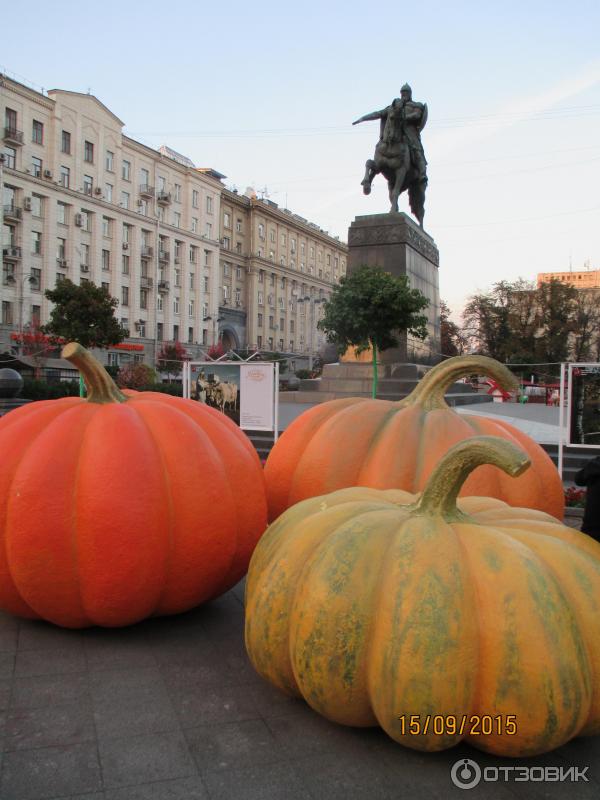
[94,187,103,196]
[43,169,53,179]
[74,213,83,227]
[23,197,32,212]
[122,242,129,250]
[57,259,68,268]
[81,264,89,272]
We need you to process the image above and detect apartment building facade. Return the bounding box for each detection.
[0,74,222,369]
[537,268,600,289]
[1,73,348,373]
[218,189,347,363]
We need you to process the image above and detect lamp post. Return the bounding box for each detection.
[6,272,36,355]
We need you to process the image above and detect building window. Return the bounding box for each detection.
[203,302,209,318]
[290,320,295,333]
[102,217,111,237]
[105,183,113,203]
[206,195,213,213]
[235,288,241,303]
[5,108,17,133]
[137,320,146,337]
[192,189,199,208]
[258,224,265,239]
[2,301,13,325]
[174,184,181,202]
[189,300,194,317]
[121,191,130,209]
[4,147,16,169]
[191,217,198,233]
[84,140,94,163]
[83,175,93,195]
[188,326,194,343]
[102,282,110,294]
[61,130,71,154]
[81,243,90,266]
[31,268,41,289]
[157,175,166,192]
[236,267,242,280]
[32,231,42,255]
[258,292,264,305]
[32,120,44,145]
[31,305,41,325]
[157,296,163,312]
[105,151,114,171]
[202,329,207,345]
[122,255,130,275]
[32,157,42,178]
[140,289,148,310]
[80,210,91,231]
[57,203,68,225]
[102,249,110,270]
[236,242,242,254]
[222,237,230,250]
[175,269,181,287]
[258,270,264,284]
[60,166,70,188]
[257,335,263,349]
[189,272,195,290]
[174,297,180,314]
[27,192,41,218]
[204,276,209,292]
[173,211,181,228]
[2,263,15,285]
[236,219,242,233]
[189,246,196,264]
[56,238,66,260]
[205,222,212,238]
[258,313,263,326]
[122,160,131,181]
[223,286,229,302]
[204,250,211,267]
[269,315,274,328]
[223,263,230,277]
[173,324,179,341]
[120,286,129,306]
[223,212,231,228]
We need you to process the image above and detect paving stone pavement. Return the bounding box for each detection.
[0,578,598,800]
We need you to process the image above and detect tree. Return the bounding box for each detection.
[317,265,429,397]
[43,279,124,349]
[534,278,577,365]
[116,363,157,389]
[440,301,467,357]
[156,340,188,382]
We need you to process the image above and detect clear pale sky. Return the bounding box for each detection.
[3,0,600,317]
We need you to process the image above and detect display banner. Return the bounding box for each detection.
[568,363,600,448]
[240,363,275,431]
[184,360,278,435]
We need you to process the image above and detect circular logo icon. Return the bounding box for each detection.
[451,758,482,790]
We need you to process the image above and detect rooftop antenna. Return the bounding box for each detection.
[257,186,269,200]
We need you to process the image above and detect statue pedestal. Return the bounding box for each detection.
[297,212,444,402]
[343,212,440,362]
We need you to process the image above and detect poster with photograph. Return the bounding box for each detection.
[240,363,275,431]
[189,363,241,425]
[568,363,600,447]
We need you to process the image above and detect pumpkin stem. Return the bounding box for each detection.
[412,436,531,520]
[62,342,128,405]
[399,355,518,411]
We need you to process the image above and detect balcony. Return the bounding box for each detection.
[139,184,155,199]
[3,204,22,222]
[140,277,154,289]
[141,246,153,259]
[3,127,24,146]
[2,246,21,260]
[158,250,170,263]
[158,280,170,293]
[156,191,171,206]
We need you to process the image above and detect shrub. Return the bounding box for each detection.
[295,369,312,380]
[22,379,80,401]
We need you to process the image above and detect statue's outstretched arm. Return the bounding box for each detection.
[352,109,384,126]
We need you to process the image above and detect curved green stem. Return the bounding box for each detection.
[411,436,530,520]
[399,355,518,411]
[62,342,127,404]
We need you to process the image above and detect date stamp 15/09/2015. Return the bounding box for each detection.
[397,715,517,736]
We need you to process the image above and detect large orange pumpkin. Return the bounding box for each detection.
[265,355,563,521]
[0,343,267,628]
[247,436,600,757]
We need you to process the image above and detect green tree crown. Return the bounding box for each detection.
[43,279,125,349]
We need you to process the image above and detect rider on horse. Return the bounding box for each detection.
[353,84,428,225]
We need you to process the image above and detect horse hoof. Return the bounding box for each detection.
[362,183,371,196]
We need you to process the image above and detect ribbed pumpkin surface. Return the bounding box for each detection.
[265,355,563,521]
[248,438,600,757]
[0,344,267,628]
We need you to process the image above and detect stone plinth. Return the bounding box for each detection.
[344,212,440,362]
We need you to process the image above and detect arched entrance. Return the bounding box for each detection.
[219,327,239,351]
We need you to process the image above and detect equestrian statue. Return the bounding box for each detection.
[353,83,428,227]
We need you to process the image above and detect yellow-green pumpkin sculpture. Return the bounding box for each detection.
[245,436,600,757]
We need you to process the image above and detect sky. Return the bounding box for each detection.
[3,0,600,318]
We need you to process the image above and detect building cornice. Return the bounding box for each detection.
[48,89,125,127]
[121,136,225,189]
[1,75,54,111]
[250,198,348,251]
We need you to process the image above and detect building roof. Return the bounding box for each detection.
[47,89,126,127]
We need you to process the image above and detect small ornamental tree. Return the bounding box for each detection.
[116,363,157,390]
[318,265,429,397]
[43,279,125,349]
[156,340,188,382]
[207,342,226,360]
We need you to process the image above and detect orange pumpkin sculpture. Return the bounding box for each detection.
[247,437,600,757]
[0,343,267,628]
[265,355,563,521]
